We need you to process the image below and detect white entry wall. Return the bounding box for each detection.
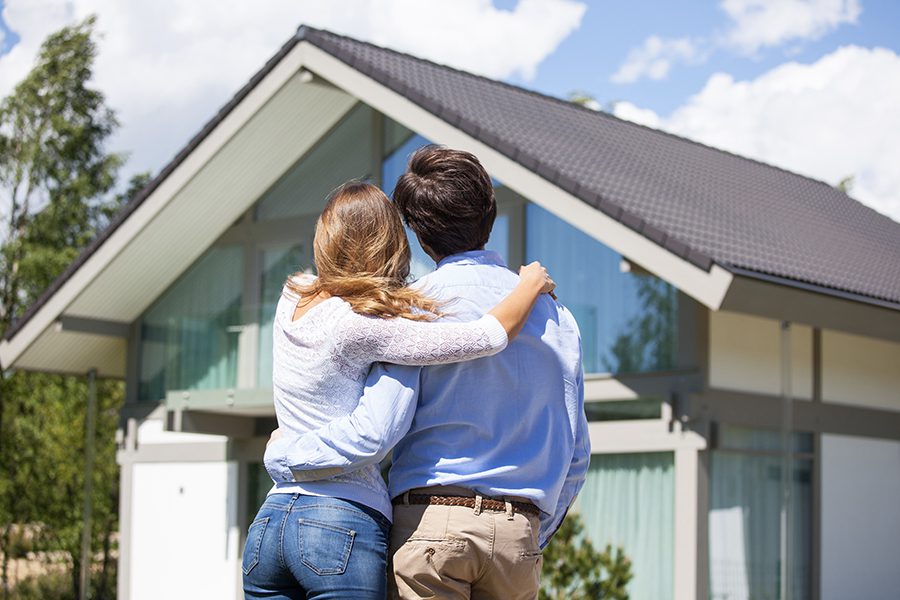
[129,460,240,600]
[821,434,900,600]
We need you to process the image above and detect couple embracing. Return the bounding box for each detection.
[242,146,590,600]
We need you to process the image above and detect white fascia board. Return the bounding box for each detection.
[0,44,308,370]
[299,42,734,310]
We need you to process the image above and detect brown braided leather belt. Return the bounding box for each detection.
[393,493,541,517]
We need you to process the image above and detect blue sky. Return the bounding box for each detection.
[517,0,900,114]
[0,4,16,54]
[0,1,898,220]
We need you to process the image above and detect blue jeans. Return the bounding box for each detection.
[242,494,390,600]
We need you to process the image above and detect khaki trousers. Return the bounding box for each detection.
[389,489,543,600]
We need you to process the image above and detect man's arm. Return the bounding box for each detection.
[538,352,591,548]
[264,363,421,482]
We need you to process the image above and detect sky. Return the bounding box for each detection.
[1,0,899,222]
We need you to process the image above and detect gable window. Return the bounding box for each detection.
[139,245,243,401]
[138,109,681,402]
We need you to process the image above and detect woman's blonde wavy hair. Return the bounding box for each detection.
[286,181,441,321]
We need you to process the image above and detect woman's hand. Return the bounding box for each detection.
[488,261,557,341]
[519,261,556,296]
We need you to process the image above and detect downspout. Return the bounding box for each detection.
[779,322,793,600]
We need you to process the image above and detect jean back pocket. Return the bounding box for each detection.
[298,518,356,576]
[242,516,269,576]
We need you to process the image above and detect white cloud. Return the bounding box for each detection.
[0,0,585,182]
[612,45,900,222]
[721,0,862,54]
[611,0,860,83]
[608,100,661,129]
[611,35,701,84]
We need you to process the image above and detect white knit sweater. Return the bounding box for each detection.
[266,280,509,519]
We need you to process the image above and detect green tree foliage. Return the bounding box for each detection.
[0,16,122,314]
[2,374,122,600]
[835,175,854,194]
[567,91,602,111]
[0,17,128,600]
[540,513,633,600]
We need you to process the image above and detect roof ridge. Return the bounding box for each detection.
[299,25,882,212]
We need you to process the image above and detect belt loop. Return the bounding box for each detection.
[474,494,483,516]
[505,500,514,520]
[403,491,410,506]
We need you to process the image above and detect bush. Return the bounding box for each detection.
[540,513,633,600]
[9,571,71,600]
[8,561,116,600]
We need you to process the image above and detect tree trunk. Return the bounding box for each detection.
[99,515,113,599]
[1,523,11,600]
[71,554,81,600]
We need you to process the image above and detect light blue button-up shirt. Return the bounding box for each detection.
[268,250,590,546]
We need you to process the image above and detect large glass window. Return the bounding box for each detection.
[579,452,675,600]
[525,204,677,374]
[708,426,813,600]
[255,103,373,221]
[139,106,681,401]
[139,245,243,401]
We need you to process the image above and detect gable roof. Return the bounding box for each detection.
[299,27,900,309]
[3,26,899,361]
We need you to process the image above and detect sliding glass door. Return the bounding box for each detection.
[578,452,675,600]
[708,425,813,600]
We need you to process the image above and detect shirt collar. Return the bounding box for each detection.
[436,250,507,269]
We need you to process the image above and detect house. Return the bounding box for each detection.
[1,26,899,600]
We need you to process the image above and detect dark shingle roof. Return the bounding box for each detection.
[5,26,900,343]
[302,26,900,308]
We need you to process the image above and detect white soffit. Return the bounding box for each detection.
[15,328,127,378]
[0,43,357,372]
[299,42,734,310]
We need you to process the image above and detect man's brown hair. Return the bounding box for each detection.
[392,145,496,259]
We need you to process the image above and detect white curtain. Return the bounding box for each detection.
[577,452,675,600]
[709,452,812,600]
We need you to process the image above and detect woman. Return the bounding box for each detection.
[242,182,554,600]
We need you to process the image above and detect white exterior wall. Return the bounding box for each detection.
[119,419,240,600]
[821,434,900,600]
[709,310,813,398]
[130,461,240,600]
[822,329,900,411]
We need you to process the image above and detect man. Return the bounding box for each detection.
[267,146,589,600]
